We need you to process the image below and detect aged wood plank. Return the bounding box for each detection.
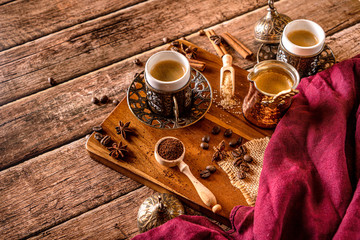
[0,0,269,105]
[29,186,155,240]
[189,0,360,69]
[1,20,359,171]
[0,138,142,239]
[0,0,145,51]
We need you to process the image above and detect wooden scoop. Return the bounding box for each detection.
[220,54,235,97]
[154,136,222,214]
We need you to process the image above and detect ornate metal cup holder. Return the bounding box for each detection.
[127,69,212,129]
[257,43,336,74]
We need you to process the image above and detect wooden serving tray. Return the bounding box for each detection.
[86,40,271,225]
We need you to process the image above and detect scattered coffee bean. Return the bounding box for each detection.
[200,142,209,150]
[229,139,238,148]
[200,169,211,179]
[94,132,103,141]
[100,95,108,104]
[133,58,142,66]
[233,158,242,167]
[206,165,216,173]
[91,97,100,104]
[211,126,221,135]
[48,77,56,86]
[162,37,169,43]
[236,137,243,145]
[199,29,205,36]
[92,126,103,132]
[232,150,241,158]
[224,129,233,138]
[100,135,111,146]
[201,135,210,143]
[244,154,253,163]
[238,171,246,179]
[240,163,250,172]
[113,99,119,106]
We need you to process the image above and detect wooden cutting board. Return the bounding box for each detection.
[86,40,272,225]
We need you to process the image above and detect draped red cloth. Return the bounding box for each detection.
[133,55,360,240]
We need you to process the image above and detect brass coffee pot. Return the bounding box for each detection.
[242,60,299,128]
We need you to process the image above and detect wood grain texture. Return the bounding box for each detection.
[29,187,155,240]
[0,0,145,51]
[1,19,360,170]
[0,138,142,239]
[0,0,268,105]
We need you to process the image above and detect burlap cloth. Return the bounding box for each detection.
[218,137,270,206]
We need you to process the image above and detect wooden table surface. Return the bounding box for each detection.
[0,0,359,239]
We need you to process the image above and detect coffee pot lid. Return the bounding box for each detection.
[254,0,292,44]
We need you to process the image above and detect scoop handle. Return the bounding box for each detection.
[178,161,222,213]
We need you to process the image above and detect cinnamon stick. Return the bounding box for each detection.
[221,32,253,59]
[205,30,227,57]
[189,59,206,71]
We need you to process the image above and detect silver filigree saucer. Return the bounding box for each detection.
[127,69,212,129]
[257,43,336,74]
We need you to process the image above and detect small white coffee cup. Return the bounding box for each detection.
[281,19,325,56]
[145,51,190,92]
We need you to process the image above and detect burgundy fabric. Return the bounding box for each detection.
[133,55,360,240]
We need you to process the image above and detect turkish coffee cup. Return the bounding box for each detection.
[145,51,192,120]
[276,19,325,78]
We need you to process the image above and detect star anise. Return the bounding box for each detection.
[115,121,132,139]
[212,140,226,162]
[107,141,128,160]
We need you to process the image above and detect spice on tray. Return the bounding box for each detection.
[211,126,221,135]
[200,142,209,150]
[202,135,210,143]
[116,121,132,139]
[212,140,226,162]
[224,129,233,138]
[92,126,103,132]
[107,141,128,160]
[100,135,111,146]
[200,169,211,179]
[206,165,216,173]
[158,138,184,160]
[94,132,103,141]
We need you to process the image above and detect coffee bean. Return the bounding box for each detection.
[232,150,241,158]
[100,95,108,104]
[244,154,253,163]
[206,165,216,173]
[113,99,119,106]
[240,163,250,172]
[224,129,233,138]
[200,142,209,150]
[133,59,142,66]
[92,126,103,132]
[48,77,56,86]
[239,145,247,155]
[236,137,243,145]
[162,37,169,43]
[229,139,238,148]
[238,171,246,179]
[91,97,100,104]
[100,135,111,146]
[199,29,205,36]
[233,158,242,167]
[200,169,211,179]
[94,132,103,141]
[201,135,210,143]
[211,126,221,135]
